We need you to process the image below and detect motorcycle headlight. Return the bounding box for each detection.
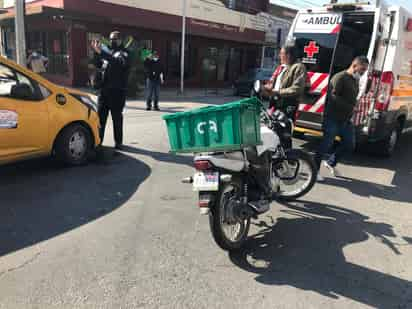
[70,93,98,113]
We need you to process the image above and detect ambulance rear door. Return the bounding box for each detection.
[291,12,343,131]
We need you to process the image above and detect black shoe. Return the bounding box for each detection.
[248,200,270,214]
[154,106,160,111]
[146,106,152,111]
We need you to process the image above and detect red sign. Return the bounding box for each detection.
[304,41,320,58]
[407,18,412,32]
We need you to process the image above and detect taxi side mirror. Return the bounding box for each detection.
[10,83,33,100]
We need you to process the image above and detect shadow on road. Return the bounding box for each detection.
[229,201,412,308]
[0,148,151,257]
[120,145,193,167]
[297,131,412,203]
[124,95,242,113]
[125,105,188,114]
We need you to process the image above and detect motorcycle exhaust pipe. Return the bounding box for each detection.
[220,174,232,182]
[182,177,193,184]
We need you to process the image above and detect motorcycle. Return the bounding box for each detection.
[182,81,317,251]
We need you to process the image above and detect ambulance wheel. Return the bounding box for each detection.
[55,124,92,166]
[376,124,400,157]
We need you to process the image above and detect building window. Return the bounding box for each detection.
[27,31,68,75]
[166,40,197,79]
[46,31,69,75]
[87,33,103,58]
[166,41,180,79]
[228,48,242,82]
[27,31,46,57]
[4,27,16,59]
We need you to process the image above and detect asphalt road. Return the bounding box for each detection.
[0,96,411,309]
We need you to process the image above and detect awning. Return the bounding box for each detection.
[0,6,110,23]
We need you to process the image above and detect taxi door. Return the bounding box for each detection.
[0,62,49,162]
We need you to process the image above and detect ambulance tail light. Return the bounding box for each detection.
[194,160,213,171]
[375,72,394,111]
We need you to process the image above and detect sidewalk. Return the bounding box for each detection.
[156,87,235,101]
[78,87,235,100]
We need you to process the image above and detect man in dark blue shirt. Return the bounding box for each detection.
[145,51,164,111]
[91,31,130,149]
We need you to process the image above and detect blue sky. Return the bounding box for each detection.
[270,0,412,12]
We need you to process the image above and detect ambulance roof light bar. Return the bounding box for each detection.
[324,1,371,11]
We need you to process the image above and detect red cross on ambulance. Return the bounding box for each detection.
[304,41,320,58]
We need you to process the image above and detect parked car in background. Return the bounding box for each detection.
[233,68,274,97]
[0,56,100,166]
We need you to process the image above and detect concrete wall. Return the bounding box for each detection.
[98,0,266,32]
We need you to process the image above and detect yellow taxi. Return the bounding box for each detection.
[0,56,100,166]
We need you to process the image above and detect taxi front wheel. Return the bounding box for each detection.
[55,124,92,166]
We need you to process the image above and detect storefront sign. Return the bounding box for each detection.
[73,24,87,30]
[190,19,238,33]
[0,110,18,129]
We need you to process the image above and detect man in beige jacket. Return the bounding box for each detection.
[263,45,307,121]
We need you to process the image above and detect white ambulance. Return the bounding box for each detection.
[289,1,412,156]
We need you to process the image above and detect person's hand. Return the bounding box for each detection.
[91,40,102,54]
[263,83,273,91]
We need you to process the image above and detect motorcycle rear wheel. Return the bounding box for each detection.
[273,149,316,201]
[209,181,251,251]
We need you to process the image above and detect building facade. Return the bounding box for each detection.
[0,0,270,87]
[221,0,270,14]
[260,4,297,69]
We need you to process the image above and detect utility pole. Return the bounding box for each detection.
[260,46,266,68]
[180,0,187,94]
[15,0,27,66]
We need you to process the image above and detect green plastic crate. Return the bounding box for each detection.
[163,97,262,153]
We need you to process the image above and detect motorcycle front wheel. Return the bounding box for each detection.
[272,149,316,201]
[209,181,251,251]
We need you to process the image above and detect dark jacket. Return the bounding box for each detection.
[98,46,130,91]
[325,71,359,123]
[145,59,164,82]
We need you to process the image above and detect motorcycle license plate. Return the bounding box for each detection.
[193,172,219,191]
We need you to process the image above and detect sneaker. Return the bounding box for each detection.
[317,174,325,182]
[115,144,124,151]
[323,161,342,177]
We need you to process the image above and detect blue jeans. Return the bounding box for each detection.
[146,79,160,108]
[315,118,355,170]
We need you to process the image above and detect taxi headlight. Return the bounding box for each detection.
[70,93,98,113]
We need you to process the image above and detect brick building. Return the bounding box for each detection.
[0,0,272,87]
